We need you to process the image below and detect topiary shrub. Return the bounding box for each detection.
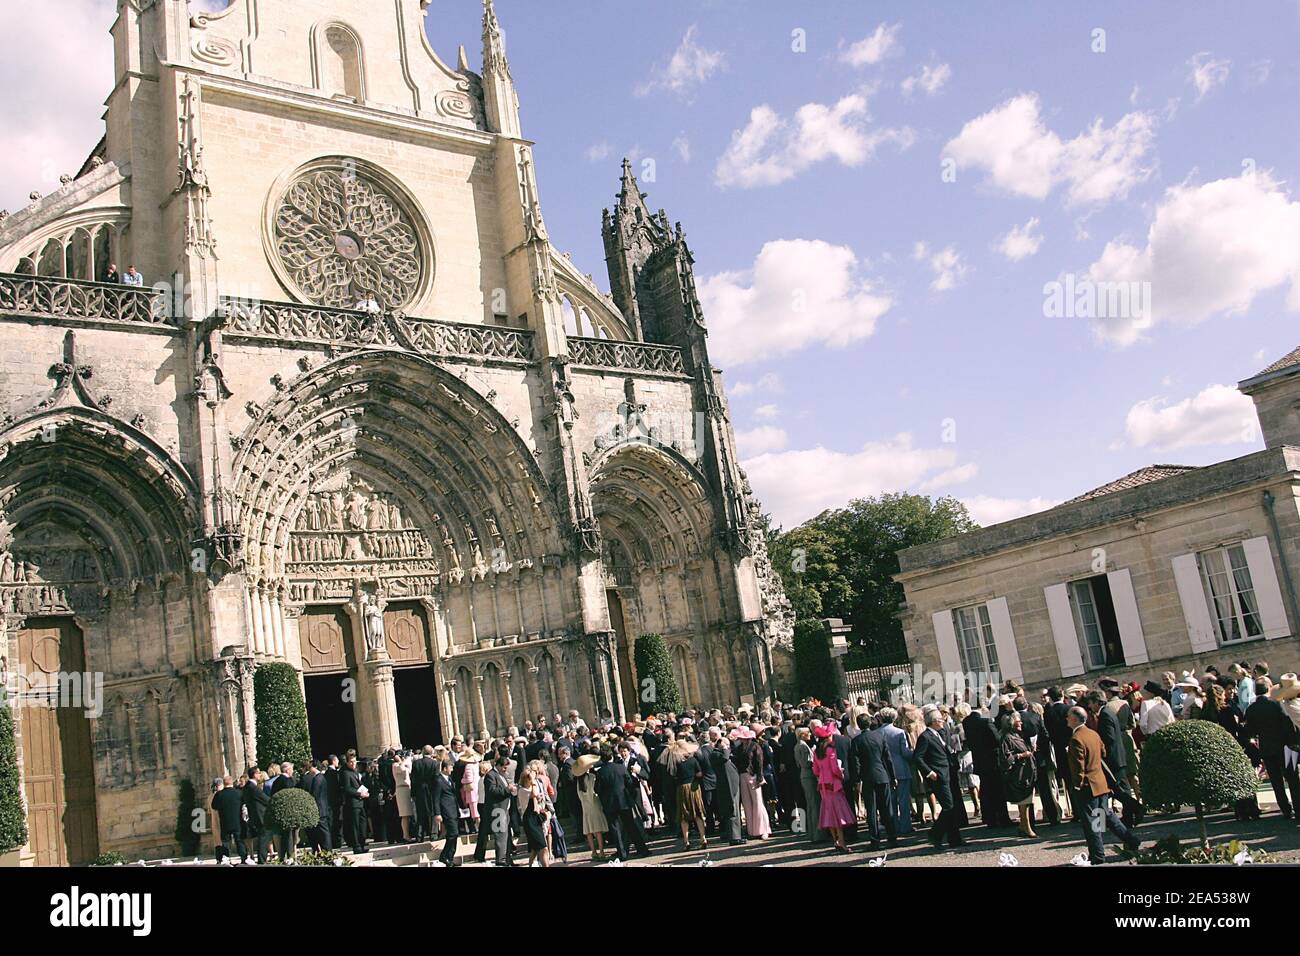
[270,788,319,864]
[254,662,312,770]
[0,700,27,854]
[793,619,837,704]
[1141,720,1257,848]
[90,850,128,867]
[633,633,682,715]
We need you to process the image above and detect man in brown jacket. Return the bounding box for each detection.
[1067,706,1140,864]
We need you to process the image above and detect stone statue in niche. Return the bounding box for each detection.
[363,594,387,656]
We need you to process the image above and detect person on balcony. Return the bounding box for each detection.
[121,265,143,286]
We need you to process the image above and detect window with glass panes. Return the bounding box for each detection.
[952,603,1000,676]
[1068,578,1109,670]
[1199,544,1263,644]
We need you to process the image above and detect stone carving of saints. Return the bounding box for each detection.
[388,500,403,529]
[326,493,344,529]
[0,551,12,583]
[346,491,367,530]
[367,497,387,531]
[363,596,386,656]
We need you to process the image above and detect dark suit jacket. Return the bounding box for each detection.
[850,727,896,786]
[1096,705,1128,772]
[242,780,271,830]
[483,769,513,817]
[1245,697,1297,756]
[302,770,331,820]
[1044,701,1072,751]
[594,759,634,817]
[269,773,297,795]
[211,786,243,834]
[912,728,951,799]
[697,744,718,791]
[324,766,342,811]
[1018,708,1052,768]
[432,774,460,829]
[341,767,366,808]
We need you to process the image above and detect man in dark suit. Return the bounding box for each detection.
[480,755,517,866]
[1089,690,1142,828]
[268,761,298,858]
[301,762,333,851]
[595,746,651,861]
[211,776,247,864]
[915,709,963,850]
[710,737,744,845]
[1244,681,1300,820]
[1068,705,1139,864]
[1043,686,1075,818]
[850,713,897,848]
[697,735,718,836]
[340,754,368,855]
[409,745,439,841]
[432,758,462,866]
[242,768,273,864]
[1017,700,1059,826]
[963,708,1010,826]
[324,755,343,847]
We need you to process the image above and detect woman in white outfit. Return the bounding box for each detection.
[392,751,415,842]
[572,753,608,861]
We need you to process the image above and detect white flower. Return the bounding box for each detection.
[1069,852,1092,867]
[1232,847,1254,865]
[868,854,887,867]
[997,852,1020,867]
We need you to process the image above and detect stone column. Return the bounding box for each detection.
[473,674,489,740]
[346,588,401,754]
[823,618,853,704]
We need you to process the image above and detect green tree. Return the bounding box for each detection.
[1141,720,1258,848]
[792,619,838,703]
[633,633,682,714]
[768,493,977,663]
[254,662,312,769]
[270,788,320,864]
[0,701,27,854]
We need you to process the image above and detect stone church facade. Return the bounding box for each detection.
[0,0,793,865]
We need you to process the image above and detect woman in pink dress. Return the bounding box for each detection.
[812,725,855,853]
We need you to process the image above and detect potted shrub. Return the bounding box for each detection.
[254,662,312,770]
[269,788,320,864]
[1141,719,1257,849]
[633,633,682,714]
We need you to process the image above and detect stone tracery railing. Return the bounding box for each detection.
[567,335,686,375]
[220,295,535,363]
[0,272,171,327]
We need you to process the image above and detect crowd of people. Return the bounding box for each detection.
[206,659,1300,867]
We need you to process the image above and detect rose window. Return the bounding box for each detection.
[272,167,426,311]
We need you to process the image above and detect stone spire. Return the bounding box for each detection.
[480,0,521,137]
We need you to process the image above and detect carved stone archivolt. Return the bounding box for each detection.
[268,158,432,312]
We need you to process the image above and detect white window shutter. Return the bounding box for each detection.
[931,610,962,677]
[985,597,1023,685]
[1172,552,1218,653]
[1242,536,1291,640]
[1044,583,1085,677]
[1107,568,1149,665]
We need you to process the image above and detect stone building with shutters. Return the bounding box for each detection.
[896,347,1300,702]
[0,0,792,865]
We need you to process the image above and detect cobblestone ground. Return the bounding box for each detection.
[574,791,1300,868]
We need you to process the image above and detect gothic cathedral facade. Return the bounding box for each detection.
[0,0,793,863]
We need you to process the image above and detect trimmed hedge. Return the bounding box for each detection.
[1141,719,1257,846]
[270,787,320,833]
[633,633,682,715]
[0,701,27,854]
[793,619,838,704]
[254,662,312,770]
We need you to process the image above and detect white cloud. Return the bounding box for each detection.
[1119,384,1257,450]
[996,217,1043,261]
[962,495,1058,526]
[728,372,784,398]
[841,23,902,67]
[585,142,612,163]
[741,433,965,527]
[672,134,692,163]
[913,241,968,291]
[919,462,980,492]
[0,0,115,213]
[635,25,725,99]
[715,93,914,189]
[1087,171,1300,345]
[754,403,780,420]
[735,425,788,458]
[944,93,1155,206]
[901,62,952,97]
[1187,52,1231,100]
[699,239,892,366]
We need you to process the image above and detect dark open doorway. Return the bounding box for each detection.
[304,673,358,760]
[393,665,442,749]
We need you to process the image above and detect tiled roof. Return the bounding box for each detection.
[1063,464,1199,504]
[1250,345,1300,379]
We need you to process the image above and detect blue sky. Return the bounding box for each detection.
[5,1,1299,530]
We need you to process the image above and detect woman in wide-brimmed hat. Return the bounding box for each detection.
[812,724,855,853]
[668,737,707,850]
[571,753,609,860]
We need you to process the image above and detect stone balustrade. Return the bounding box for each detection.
[567,334,687,375]
[0,272,171,327]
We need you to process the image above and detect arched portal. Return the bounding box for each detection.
[588,443,727,711]
[0,410,198,865]
[231,350,564,749]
